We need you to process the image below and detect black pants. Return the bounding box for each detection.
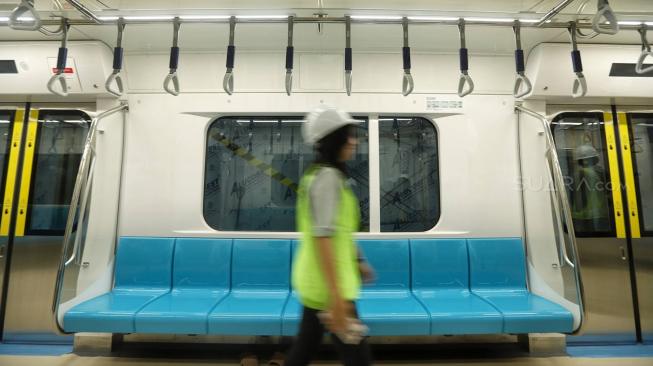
[285,305,372,366]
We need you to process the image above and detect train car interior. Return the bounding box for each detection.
[0,0,652,365]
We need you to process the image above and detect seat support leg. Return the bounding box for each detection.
[518,333,566,356]
[73,333,123,355]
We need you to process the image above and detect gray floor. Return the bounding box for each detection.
[2,354,653,366]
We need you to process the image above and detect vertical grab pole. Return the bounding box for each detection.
[568,22,587,98]
[457,19,474,98]
[223,16,236,95]
[163,17,181,96]
[401,17,414,96]
[105,18,126,97]
[512,21,533,99]
[285,16,294,96]
[46,18,70,97]
[515,105,586,335]
[344,16,353,96]
[52,103,129,334]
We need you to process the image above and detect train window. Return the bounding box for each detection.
[551,113,615,236]
[378,117,439,232]
[629,114,653,234]
[0,111,14,229]
[204,117,369,232]
[25,110,91,235]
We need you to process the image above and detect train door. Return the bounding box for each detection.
[550,106,652,344]
[0,104,91,343]
[612,109,653,344]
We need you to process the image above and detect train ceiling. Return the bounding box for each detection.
[0,0,652,53]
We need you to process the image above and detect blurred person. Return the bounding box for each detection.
[285,105,374,366]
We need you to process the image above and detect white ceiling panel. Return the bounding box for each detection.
[0,0,651,53]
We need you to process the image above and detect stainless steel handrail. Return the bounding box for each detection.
[68,159,95,267]
[536,0,577,27]
[5,17,647,28]
[52,102,128,334]
[515,104,586,334]
[65,0,102,23]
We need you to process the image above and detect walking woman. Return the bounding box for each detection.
[285,105,374,366]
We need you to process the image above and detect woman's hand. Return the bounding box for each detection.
[326,298,351,334]
[359,261,376,284]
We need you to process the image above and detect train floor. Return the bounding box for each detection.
[1,342,653,366]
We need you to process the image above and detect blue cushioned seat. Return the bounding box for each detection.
[134,239,232,334]
[64,237,175,333]
[208,239,291,335]
[357,240,429,336]
[410,239,502,334]
[468,238,573,333]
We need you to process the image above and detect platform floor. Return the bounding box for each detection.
[2,354,653,366]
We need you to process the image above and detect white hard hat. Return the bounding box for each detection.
[302,105,361,145]
[575,144,599,161]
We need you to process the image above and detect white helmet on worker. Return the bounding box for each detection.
[575,144,599,161]
[303,104,361,146]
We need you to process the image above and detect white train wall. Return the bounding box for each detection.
[2,40,651,328]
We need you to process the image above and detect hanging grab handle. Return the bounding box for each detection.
[285,16,294,96]
[223,16,236,95]
[512,22,532,99]
[46,19,70,97]
[163,18,181,96]
[636,26,653,74]
[401,17,414,97]
[345,16,352,96]
[592,0,619,35]
[8,0,42,31]
[105,19,126,97]
[568,23,587,98]
[457,19,474,98]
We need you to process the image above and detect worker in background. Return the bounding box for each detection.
[285,105,374,366]
[572,144,609,232]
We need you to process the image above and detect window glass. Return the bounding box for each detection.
[0,111,13,229]
[0,111,13,192]
[552,114,614,236]
[26,110,91,235]
[378,117,439,232]
[630,114,653,234]
[204,117,369,232]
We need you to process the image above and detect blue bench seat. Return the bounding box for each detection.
[134,239,232,334]
[410,239,503,334]
[64,237,175,333]
[468,238,573,334]
[357,240,430,336]
[63,236,574,336]
[208,239,291,335]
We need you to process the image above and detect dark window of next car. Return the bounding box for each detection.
[26,110,91,235]
[379,117,440,232]
[551,113,615,237]
[204,117,369,232]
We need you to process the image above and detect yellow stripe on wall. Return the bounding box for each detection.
[617,112,641,238]
[603,112,626,239]
[15,109,39,237]
[1,109,26,236]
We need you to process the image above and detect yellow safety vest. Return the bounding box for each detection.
[292,165,361,310]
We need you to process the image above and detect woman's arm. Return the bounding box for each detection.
[316,236,348,333]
